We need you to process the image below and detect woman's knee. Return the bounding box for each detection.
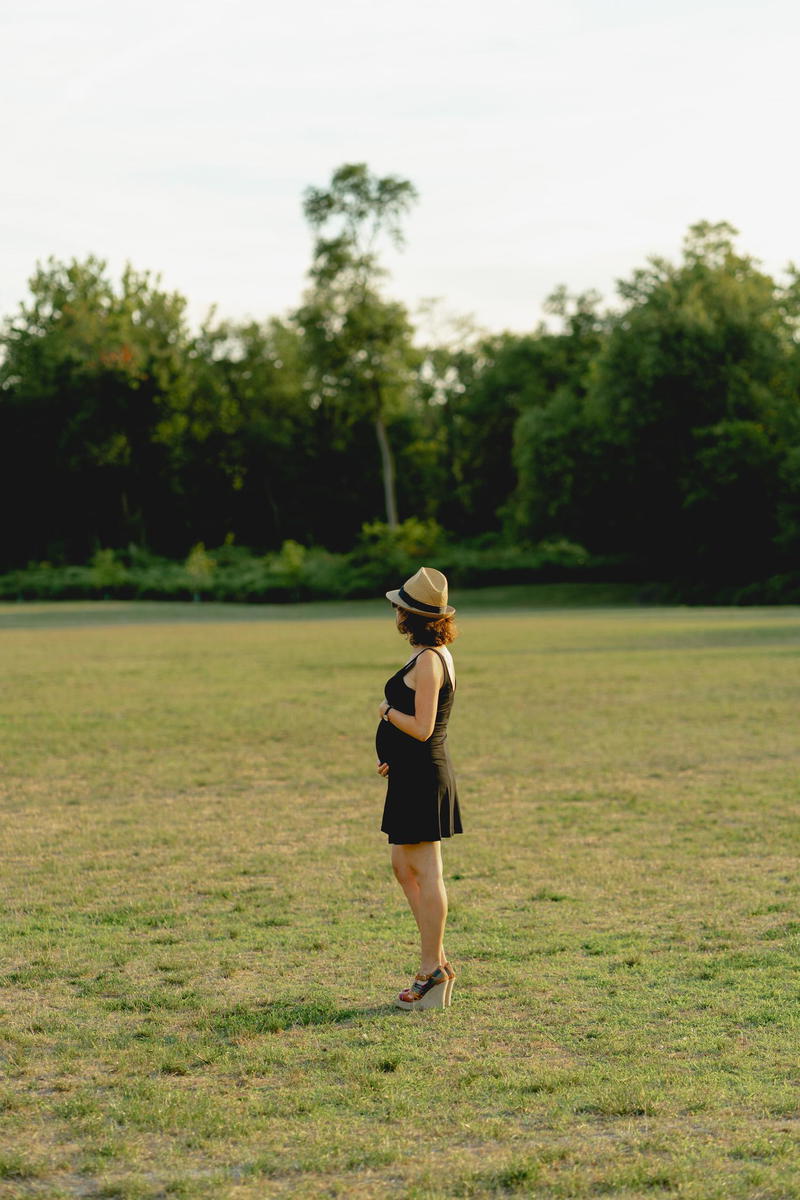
[403,842,443,886]
[393,861,416,887]
[391,847,416,886]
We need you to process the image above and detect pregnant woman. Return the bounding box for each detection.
[375,566,462,1010]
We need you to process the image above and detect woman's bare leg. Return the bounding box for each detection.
[391,841,447,974]
[391,843,423,930]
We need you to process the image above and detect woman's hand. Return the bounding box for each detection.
[376,761,389,777]
[377,699,389,719]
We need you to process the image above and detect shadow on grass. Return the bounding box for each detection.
[209,998,411,1037]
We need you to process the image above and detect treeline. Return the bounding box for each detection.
[1,165,800,602]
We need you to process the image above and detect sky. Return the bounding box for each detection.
[2,0,798,341]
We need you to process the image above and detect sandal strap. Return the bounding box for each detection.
[399,966,448,1001]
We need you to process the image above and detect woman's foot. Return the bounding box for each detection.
[396,965,449,1010]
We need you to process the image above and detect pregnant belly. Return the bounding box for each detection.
[375,720,394,763]
[376,719,422,764]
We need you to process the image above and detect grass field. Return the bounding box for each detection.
[1,591,799,1199]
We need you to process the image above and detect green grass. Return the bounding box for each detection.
[0,581,642,631]
[1,594,800,1198]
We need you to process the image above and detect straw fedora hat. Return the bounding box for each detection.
[386,566,455,617]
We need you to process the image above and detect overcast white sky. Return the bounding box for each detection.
[2,0,798,339]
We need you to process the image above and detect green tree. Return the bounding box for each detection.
[400,305,485,533]
[0,256,194,563]
[177,315,311,548]
[512,221,800,579]
[293,163,420,528]
[455,288,607,542]
[589,220,800,575]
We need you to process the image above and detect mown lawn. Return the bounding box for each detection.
[1,593,799,1199]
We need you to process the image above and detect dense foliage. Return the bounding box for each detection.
[2,174,799,600]
[0,523,631,604]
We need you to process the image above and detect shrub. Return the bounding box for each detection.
[90,548,130,591]
[184,543,216,599]
[13,530,785,605]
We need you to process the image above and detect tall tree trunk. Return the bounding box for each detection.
[374,413,399,529]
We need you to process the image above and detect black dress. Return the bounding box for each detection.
[376,646,462,845]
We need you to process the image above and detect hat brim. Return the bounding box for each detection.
[385,588,455,617]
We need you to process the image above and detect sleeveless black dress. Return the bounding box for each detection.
[376,646,462,845]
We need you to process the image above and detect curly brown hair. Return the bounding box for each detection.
[394,606,458,646]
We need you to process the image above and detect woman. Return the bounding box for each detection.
[376,566,462,1010]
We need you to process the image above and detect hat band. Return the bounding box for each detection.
[398,586,445,614]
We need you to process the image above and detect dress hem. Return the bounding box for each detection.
[384,829,463,844]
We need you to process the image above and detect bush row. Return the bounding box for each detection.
[3,520,797,605]
[0,521,636,604]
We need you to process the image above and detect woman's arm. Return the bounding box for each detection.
[378,650,443,741]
